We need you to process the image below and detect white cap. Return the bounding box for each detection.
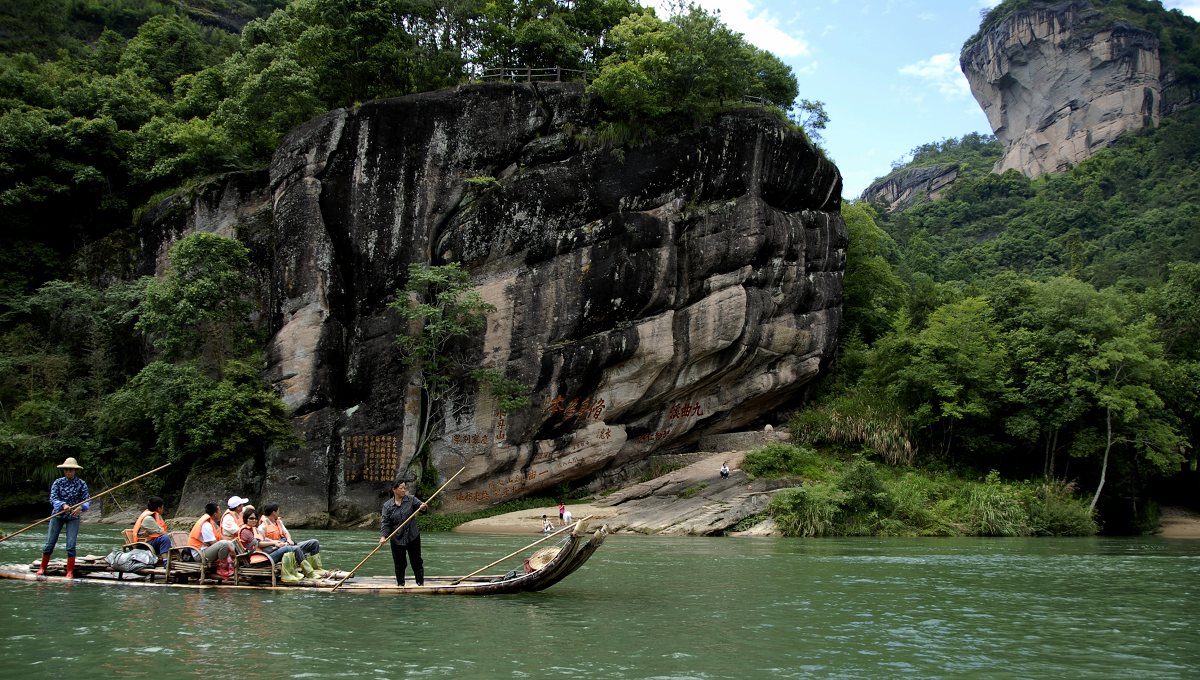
[227,495,250,509]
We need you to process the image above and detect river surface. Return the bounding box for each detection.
[0,524,1197,679]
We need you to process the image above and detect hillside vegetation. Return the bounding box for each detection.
[0,0,810,515]
[824,2,1200,533]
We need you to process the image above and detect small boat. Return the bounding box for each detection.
[0,520,607,595]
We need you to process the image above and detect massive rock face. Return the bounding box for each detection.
[961,1,1161,178]
[859,163,959,211]
[142,83,845,524]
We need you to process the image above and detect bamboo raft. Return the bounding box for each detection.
[0,520,607,594]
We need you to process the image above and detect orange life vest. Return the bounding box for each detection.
[188,514,219,549]
[261,517,287,542]
[134,509,167,540]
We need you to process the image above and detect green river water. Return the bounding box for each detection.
[0,524,1197,679]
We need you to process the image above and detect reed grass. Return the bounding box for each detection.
[768,483,845,537]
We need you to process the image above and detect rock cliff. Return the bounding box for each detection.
[961,1,1162,177]
[140,83,845,524]
[859,163,959,211]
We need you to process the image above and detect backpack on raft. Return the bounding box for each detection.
[105,548,158,573]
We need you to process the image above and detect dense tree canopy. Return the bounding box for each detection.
[0,0,802,296]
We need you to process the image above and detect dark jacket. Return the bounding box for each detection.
[381,494,424,545]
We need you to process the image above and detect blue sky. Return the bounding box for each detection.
[662,1,1200,198]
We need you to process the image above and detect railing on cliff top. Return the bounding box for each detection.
[480,66,594,83]
[478,68,786,111]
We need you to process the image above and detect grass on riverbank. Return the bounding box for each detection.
[745,443,1098,537]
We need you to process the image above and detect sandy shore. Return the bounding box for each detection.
[454,504,621,535]
[1157,506,1200,538]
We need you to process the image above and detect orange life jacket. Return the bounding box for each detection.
[134,509,167,540]
[188,514,218,549]
[261,517,287,542]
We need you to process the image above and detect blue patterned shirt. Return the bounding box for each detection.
[49,476,90,514]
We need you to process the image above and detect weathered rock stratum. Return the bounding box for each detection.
[859,163,959,211]
[140,83,845,525]
[961,1,1161,178]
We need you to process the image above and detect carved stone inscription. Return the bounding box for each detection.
[344,434,398,483]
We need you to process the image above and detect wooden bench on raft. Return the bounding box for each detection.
[163,532,282,586]
[120,527,155,554]
[163,531,218,583]
[233,548,279,586]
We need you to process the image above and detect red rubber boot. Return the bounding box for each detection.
[36,553,51,575]
[65,556,75,578]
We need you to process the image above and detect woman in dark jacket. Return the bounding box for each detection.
[379,480,428,586]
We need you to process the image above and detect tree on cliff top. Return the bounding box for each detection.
[588,5,799,131]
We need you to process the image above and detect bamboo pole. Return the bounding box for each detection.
[451,515,592,585]
[0,463,171,545]
[331,466,465,591]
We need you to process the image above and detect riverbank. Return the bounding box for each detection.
[455,449,1200,538]
[1158,506,1200,538]
[454,451,777,535]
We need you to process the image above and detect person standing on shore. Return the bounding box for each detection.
[38,457,90,578]
[379,480,428,587]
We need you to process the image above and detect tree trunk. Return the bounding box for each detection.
[1089,406,1112,512]
[1049,429,1058,480]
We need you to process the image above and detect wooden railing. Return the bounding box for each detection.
[480,66,594,83]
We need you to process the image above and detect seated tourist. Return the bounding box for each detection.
[187,502,235,564]
[259,503,324,575]
[236,510,265,554]
[221,495,250,539]
[133,496,172,563]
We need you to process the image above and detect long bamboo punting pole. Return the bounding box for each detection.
[450,515,592,585]
[331,466,465,592]
[0,463,171,545]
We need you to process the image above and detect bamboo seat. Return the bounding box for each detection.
[233,549,278,586]
[164,532,219,583]
[120,527,155,554]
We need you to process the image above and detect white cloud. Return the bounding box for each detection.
[659,0,812,58]
[1163,0,1200,19]
[795,60,819,77]
[899,53,972,99]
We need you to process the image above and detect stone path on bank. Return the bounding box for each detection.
[455,449,797,536]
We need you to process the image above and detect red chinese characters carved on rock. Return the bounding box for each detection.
[667,402,704,420]
[544,395,607,421]
[636,429,672,444]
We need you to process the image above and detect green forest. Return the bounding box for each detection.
[0,0,1196,534]
[0,0,805,514]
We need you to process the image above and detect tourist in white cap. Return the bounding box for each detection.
[221,495,250,540]
[37,457,90,578]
